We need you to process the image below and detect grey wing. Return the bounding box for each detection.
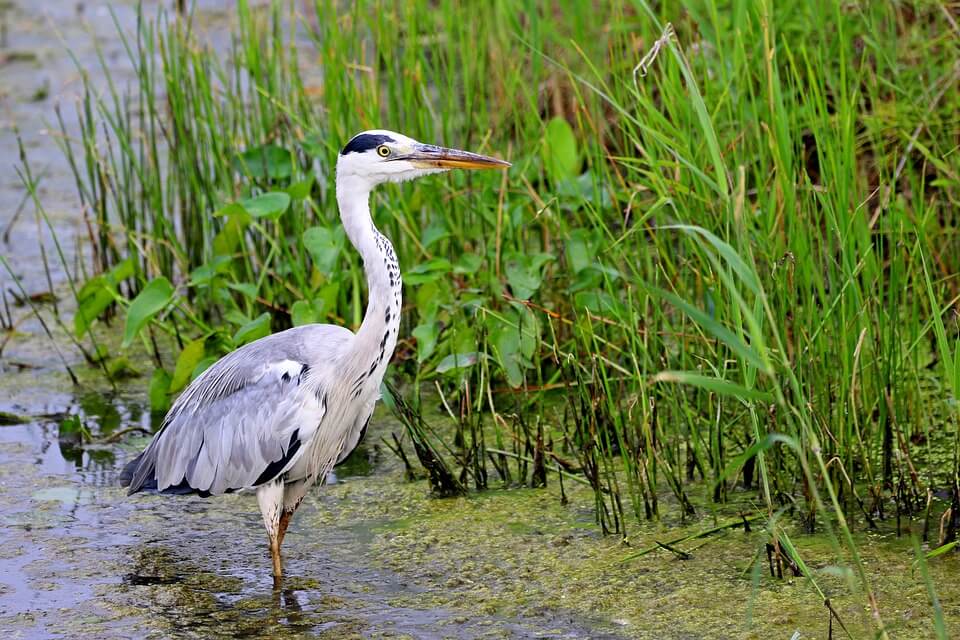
[120,324,352,496]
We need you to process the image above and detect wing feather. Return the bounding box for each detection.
[120,324,352,496]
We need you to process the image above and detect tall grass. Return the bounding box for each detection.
[34,0,960,634]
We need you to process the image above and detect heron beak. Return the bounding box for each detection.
[406,144,511,170]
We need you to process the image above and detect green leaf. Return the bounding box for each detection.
[670,225,760,296]
[925,541,959,561]
[106,355,140,380]
[504,253,553,300]
[286,174,315,200]
[313,282,340,318]
[669,45,728,199]
[290,299,323,326]
[437,351,478,373]
[300,134,326,159]
[59,414,85,437]
[170,339,206,392]
[224,310,251,327]
[565,229,597,274]
[303,225,346,275]
[123,277,175,348]
[486,308,539,388]
[412,321,440,363]
[574,289,622,314]
[213,202,248,218]
[212,205,251,256]
[191,355,218,380]
[653,371,771,402]
[227,281,259,300]
[543,117,579,183]
[188,255,232,286]
[405,258,452,285]
[505,264,539,300]
[453,253,483,275]
[149,368,172,414]
[74,258,135,337]
[240,192,291,219]
[233,312,271,346]
[74,277,115,338]
[233,145,293,180]
[108,257,136,283]
[422,221,450,249]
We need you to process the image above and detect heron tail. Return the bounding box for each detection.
[119,447,156,495]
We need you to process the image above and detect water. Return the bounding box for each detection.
[0,389,614,638]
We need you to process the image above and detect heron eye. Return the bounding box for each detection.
[376,145,391,158]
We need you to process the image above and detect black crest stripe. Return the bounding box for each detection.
[341,133,396,155]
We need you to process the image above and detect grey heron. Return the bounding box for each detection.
[119,130,509,584]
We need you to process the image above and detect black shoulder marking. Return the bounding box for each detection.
[341,133,395,155]
[253,429,302,486]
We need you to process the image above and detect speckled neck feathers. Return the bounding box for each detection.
[335,174,403,397]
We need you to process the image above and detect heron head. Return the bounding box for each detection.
[336,129,510,187]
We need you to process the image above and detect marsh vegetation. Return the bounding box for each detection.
[4,0,960,637]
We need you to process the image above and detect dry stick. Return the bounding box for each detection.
[486,447,595,488]
[622,514,764,561]
[94,425,152,444]
[824,598,852,640]
[655,540,691,560]
[633,23,675,86]
[684,530,729,554]
[0,309,34,358]
[381,432,416,481]
[941,2,960,38]
[501,290,713,342]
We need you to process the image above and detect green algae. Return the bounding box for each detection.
[299,427,960,639]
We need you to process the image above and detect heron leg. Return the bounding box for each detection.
[278,479,309,547]
[277,508,294,546]
[257,481,286,586]
[269,535,282,586]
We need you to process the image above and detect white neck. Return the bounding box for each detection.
[336,174,403,395]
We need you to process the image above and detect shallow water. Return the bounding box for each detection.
[0,381,624,639]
